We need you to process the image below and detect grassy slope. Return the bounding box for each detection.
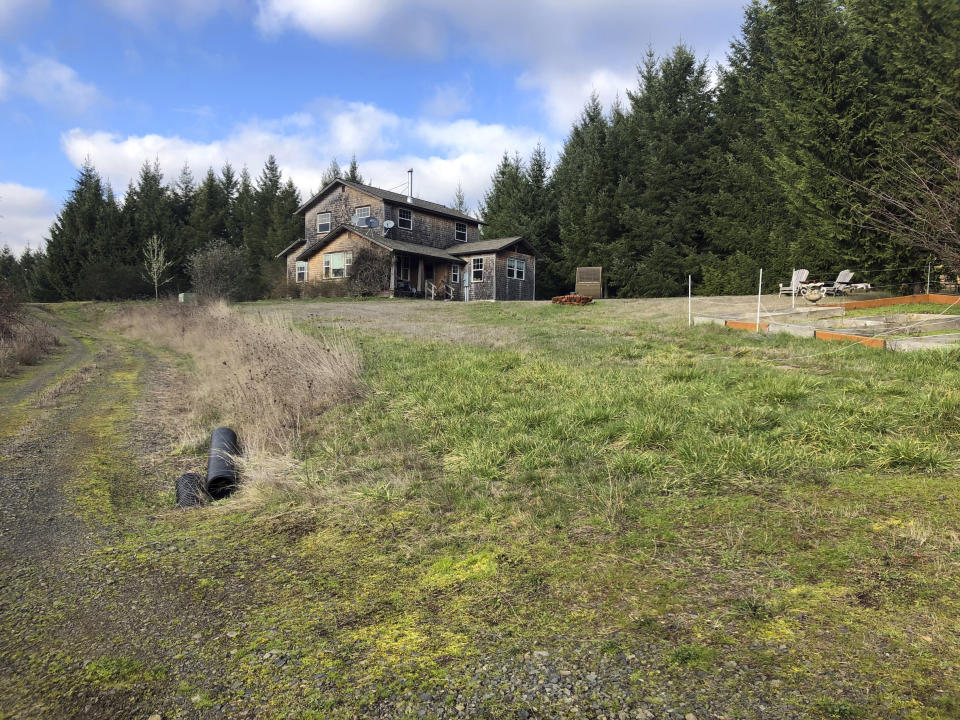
[280,300,960,718]
[3,299,960,719]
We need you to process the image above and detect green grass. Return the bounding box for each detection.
[841,302,960,319]
[7,298,960,719]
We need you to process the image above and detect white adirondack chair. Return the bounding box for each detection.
[779,269,809,296]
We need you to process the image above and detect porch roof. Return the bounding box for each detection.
[295,224,465,263]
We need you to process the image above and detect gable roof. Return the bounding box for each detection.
[295,178,481,225]
[447,236,537,256]
[296,224,465,263]
[276,237,306,258]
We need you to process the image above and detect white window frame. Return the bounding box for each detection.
[507,257,526,280]
[398,208,413,230]
[317,211,331,233]
[455,221,467,242]
[450,264,461,284]
[355,205,370,219]
[295,261,308,283]
[323,251,350,279]
[399,256,411,282]
[472,257,483,282]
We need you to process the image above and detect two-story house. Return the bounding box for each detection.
[276,173,536,301]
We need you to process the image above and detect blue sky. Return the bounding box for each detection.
[0,0,747,255]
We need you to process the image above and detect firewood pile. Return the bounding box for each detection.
[551,293,593,306]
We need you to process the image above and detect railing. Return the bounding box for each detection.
[425,280,436,299]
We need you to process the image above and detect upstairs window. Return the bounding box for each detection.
[455,221,467,242]
[355,205,370,219]
[507,257,526,280]
[317,211,331,233]
[450,264,461,284]
[472,257,483,282]
[295,261,307,283]
[398,208,413,230]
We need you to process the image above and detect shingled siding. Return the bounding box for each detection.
[495,252,536,301]
[286,244,306,281]
[303,186,385,243]
[384,202,480,249]
[465,254,497,301]
[304,231,390,287]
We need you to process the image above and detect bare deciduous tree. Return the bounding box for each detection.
[859,141,960,274]
[142,234,175,299]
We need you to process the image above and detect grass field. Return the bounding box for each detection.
[3,296,960,719]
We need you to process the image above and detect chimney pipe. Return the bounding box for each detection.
[407,168,413,204]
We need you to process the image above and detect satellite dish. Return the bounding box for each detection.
[350,215,362,226]
[383,220,395,229]
[366,216,379,228]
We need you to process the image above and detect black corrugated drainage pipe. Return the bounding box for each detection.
[176,472,207,508]
[206,427,241,500]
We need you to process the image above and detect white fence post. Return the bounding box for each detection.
[756,268,763,333]
[688,275,692,327]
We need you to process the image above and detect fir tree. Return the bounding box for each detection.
[344,155,364,183]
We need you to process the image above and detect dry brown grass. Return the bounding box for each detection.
[109,300,361,502]
[0,291,58,378]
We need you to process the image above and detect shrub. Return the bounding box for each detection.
[187,240,247,301]
[348,248,391,297]
[0,281,57,377]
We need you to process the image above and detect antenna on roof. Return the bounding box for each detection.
[407,168,413,204]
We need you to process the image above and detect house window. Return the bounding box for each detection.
[507,257,526,280]
[398,208,413,230]
[317,212,331,233]
[455,221,467,242]
[472,257,483,282]
[399,256,411,282]
[295,261,307,283]
[355,205,370,219]
[450,264,461,284]
[323,251,351,278]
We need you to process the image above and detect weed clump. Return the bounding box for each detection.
[0,282,57,376]
[110,299,361,501]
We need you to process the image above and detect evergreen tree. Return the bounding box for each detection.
[552,94,621,290]
[478,152,528,239]
[185,168,230,255]
[452,181,467,213]
[609,46,718,297]
[322,158,342,186]
[228,167,255,248]
[702,1,791,293]
[45,160,110,299]
[344,154,364,183]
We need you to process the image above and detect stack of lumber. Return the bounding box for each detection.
[551,294,593,306]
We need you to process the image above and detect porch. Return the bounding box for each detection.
[390,251,465,301]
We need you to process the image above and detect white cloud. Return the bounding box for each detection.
[0,65,9,101]
[20,57,100,114]
[0,0,48,33]
[422,80,472,119]
[60,101,550,217]
[256,0,744,129]
[0,183,56,255]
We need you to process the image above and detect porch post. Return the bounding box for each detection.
[417,257,424,293]
[390,254,396,297]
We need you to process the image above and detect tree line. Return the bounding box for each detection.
[3,0,958,302]
[480,0,960,298]
[2,156,303,301]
